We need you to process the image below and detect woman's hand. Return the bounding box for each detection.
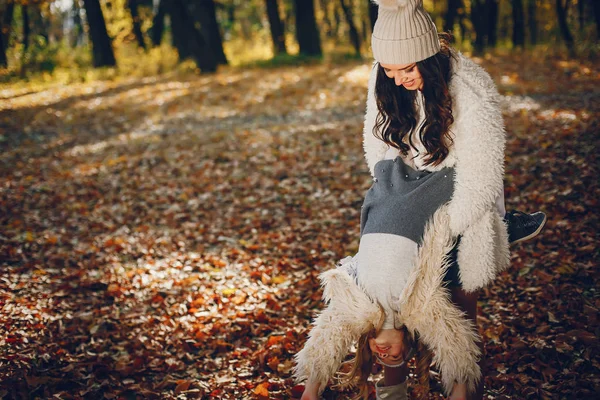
[300,379,320,400]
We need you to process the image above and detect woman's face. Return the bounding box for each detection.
[380,62,423,90]
[368,328,406,364]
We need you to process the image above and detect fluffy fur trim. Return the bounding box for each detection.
[445,54,506,237]
[397,205,481,394]
[292,267,382,394]
[372,0,410,10]
[362,52,510,292]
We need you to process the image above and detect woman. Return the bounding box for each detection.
[295,1,544,399]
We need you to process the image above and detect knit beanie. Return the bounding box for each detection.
[371,0,440,64]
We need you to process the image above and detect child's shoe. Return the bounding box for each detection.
[504,210,547,244]
[375,379,407,400]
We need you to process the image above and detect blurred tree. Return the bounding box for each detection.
[320,0,334,38]
[22,4,29,51]
[471,0,487,53]
[555,0,574,55]
[444,0,461,33]
[527,0,537,45]
[368,0,377,31]
[82,0,117,67]
[339,0,360,56]
[127,0,146,50]
[168,0,217,72]
[486,0,498,47]
[265,0,287,55]
[185,0,227,65]
[294,0,322,56]
[72,0,84,47]
[1,1,15,48]
[150,0,165,46]
[512,0,525,47]
[591,0,600,37]
[0,0,10,67]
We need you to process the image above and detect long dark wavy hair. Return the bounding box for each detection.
[374,33,457,167]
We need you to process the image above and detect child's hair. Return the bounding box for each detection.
[336,320,434,400]
[336,327,377,400]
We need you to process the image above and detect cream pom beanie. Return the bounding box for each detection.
[371,0,440,64]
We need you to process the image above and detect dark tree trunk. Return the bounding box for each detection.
[72,0,84,47]
[527,0,537,45]
[150,0,166,46]
[185,0,227,65]
[593,0,600,37]
[578,0,584,33]
[293,0,322,56]
[166,0,193,60]
[368,0,378,32]
[339,0,361,56]
[168,0,217,72]
[29,4,49,44]
[444,0,461,33]
[82,0,117,67]
[471,0,487,54]
[127,0,146,50]
[22,5,30,51]
[556,0,575,54]
[2,2,15,50]
[486,0,498,47]
[511,0,525,47]
[265,0,287,55]
[0,28,6,67]
[0,4,7,67]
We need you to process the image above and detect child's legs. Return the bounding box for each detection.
[450,287,484,400]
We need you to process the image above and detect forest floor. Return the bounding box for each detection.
[0,52,599,399]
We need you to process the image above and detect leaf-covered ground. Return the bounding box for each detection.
[1,52,598,399]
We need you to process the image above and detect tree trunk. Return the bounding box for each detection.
[184,0,227,65]
[150,0,166,46]
[293,0,322,56]
[166,0,192,60]
[471,0,487,54]
[22,5,30,51]
[593,0,600,37]
[320,0,334,38]
[169,0,217,72]
[527,0,537,45]
[556,0,575,54]
[0,10,7,68]
[82,0,117,67]
[127,0,146,50]
[578,0,584,33]
[444,0,461,33]
[339,0,361,56]
[265,0,287,55]
[72,0,84,47]
[511,0,525,47]
[485,0,498,47]
[29,4,49,44]
[2,1,15,48]
[368,0,378,32]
